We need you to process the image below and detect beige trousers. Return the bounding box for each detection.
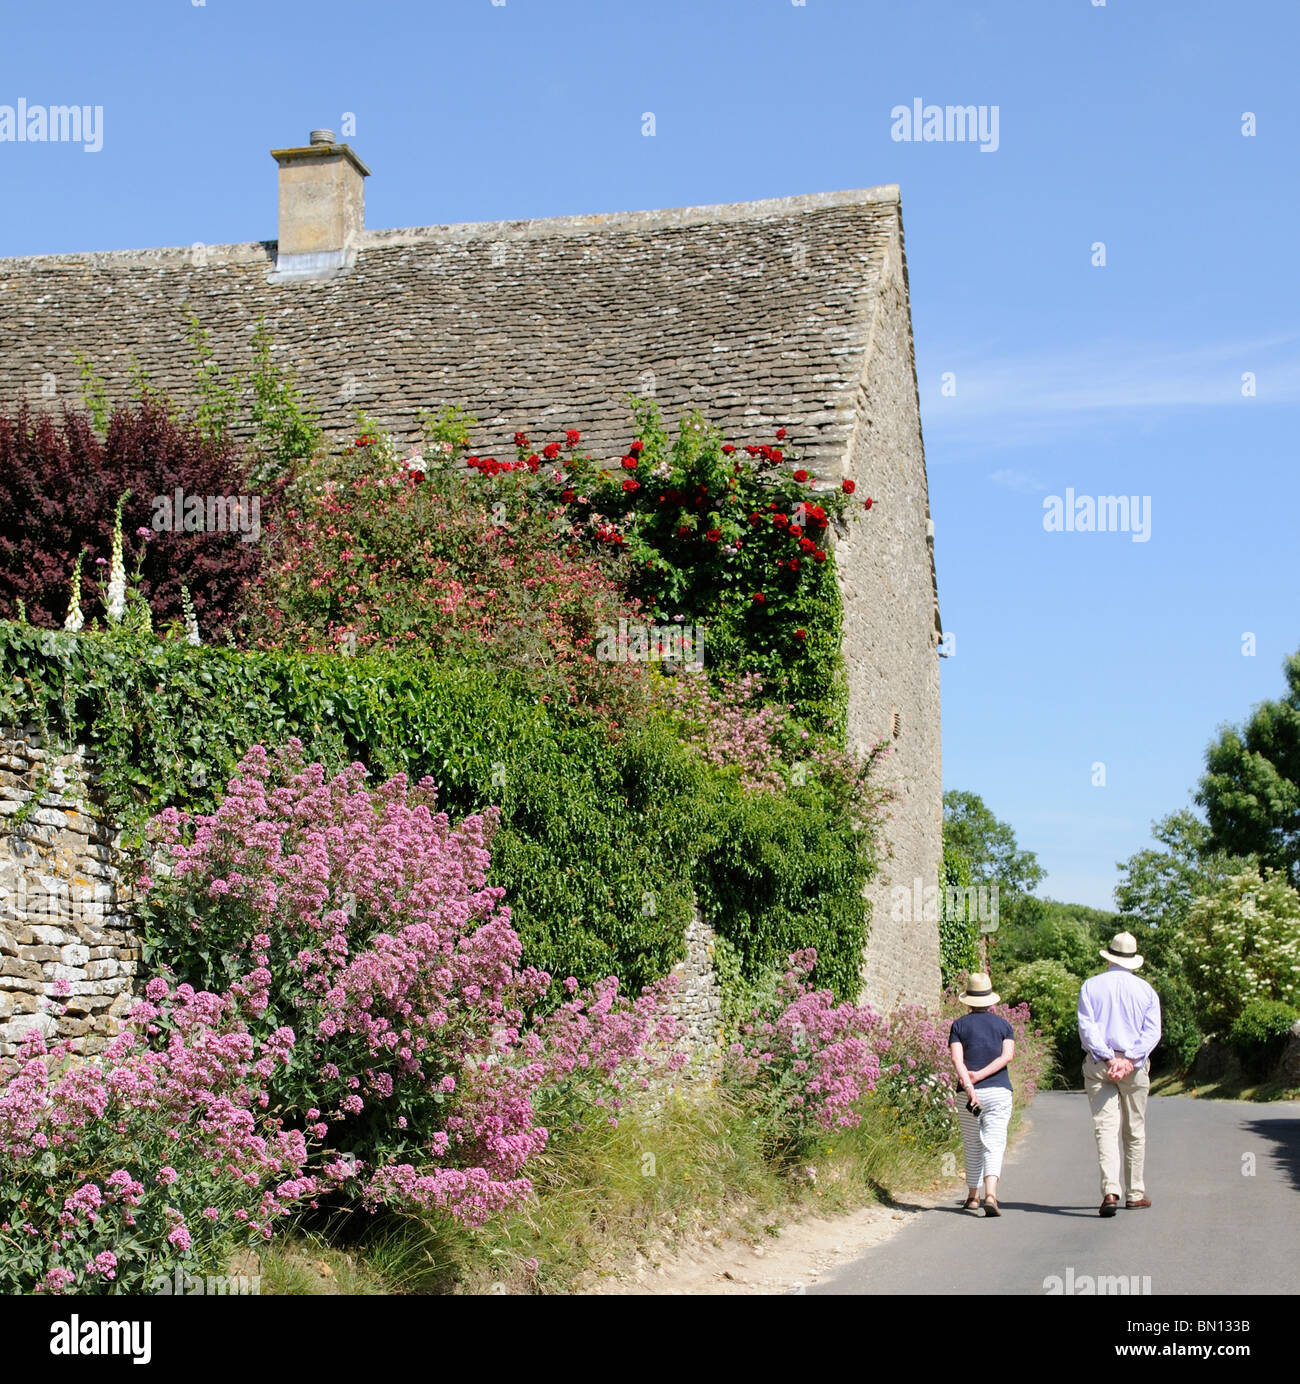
[1082,1056,1150,1199]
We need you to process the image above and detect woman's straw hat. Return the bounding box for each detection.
[1100,931,1144,970]
[960,972,1000,1008]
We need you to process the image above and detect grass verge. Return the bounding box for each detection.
[249,1083,959,1295]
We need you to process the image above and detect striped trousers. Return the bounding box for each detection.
[958,1086,1014,1185]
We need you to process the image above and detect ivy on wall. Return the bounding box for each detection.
[1,622,877,1001]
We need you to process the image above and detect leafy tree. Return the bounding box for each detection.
[1197,649,1300,886]
[942,790,1046,895]
[1113,809,1255,1071]
[1114,809,1254,972]
[943,790,1046,964]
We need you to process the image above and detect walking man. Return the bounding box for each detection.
[1077,931,1162,1218]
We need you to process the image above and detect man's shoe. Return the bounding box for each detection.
[1100,1194,1119,1218]
[1126,1195,1152,1209]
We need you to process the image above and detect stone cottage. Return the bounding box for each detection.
[0,131,943,1021]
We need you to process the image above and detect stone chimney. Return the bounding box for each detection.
[268,129,370,282]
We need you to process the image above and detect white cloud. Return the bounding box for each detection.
[922,332,1300,448]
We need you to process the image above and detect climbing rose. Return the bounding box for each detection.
[793,469,809,483]
[842,478,856,494]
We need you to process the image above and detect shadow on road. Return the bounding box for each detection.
[1242,1116,1300,1193]
[991,1202,1098,1218]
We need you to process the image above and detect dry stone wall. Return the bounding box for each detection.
[0,726,728,1065]
[668,911,725,1066]
[0,728,141,1057]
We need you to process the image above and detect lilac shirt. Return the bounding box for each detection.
[1077,966,1162,1066]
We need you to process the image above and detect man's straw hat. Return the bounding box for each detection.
[1100,931,1144,970]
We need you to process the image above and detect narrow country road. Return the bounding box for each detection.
[812,1092,1300,1296]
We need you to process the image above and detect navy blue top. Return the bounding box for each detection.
[948,1011,1014,1091]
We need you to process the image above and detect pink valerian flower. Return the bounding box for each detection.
[0,738,693,1295]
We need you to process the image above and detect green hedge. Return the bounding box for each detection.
[1,622,873,1000]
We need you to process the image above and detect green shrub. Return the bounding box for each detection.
[1000,960,1081,1084]
[1147,967,1203,1073]
[1227,999,1300,1079]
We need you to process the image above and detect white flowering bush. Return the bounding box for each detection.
[1176,869,1300,1032]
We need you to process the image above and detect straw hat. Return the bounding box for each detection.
[1100,931,1144,970]
[960,972,1000,1008]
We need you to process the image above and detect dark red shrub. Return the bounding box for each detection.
[0,400,274,637]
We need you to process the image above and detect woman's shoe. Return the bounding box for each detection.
[983,1196,1001,1217]
[962,1193,981,1210]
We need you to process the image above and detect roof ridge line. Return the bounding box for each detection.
[0,186,900,269]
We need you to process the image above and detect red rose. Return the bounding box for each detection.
[566,429,581,446]
[514,432,530,448]
[776,427,786,440]
[799,537,814,553]
[677,526,691,538]
[771,449,783,464]
[793,469,809,483]
[722,444,736,455]
[788,524,803,539]
[842,478,856,494]
[813,549,826,563]
[749,513,762,527]
[788,557,801,572]
[543,441,562,460]
[621,456,638,470]
[629,439,644,454]
[622,478,640,492]
[794,629,807,641]
[752,592,765,604]
[863,497,874,510]
[560,489,575,503]
[411,470,425,483]
[706,528,722,542]
[467,455,480,465]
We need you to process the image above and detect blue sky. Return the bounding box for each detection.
[3,0,1296,909]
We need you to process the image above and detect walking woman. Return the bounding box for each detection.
[947,972,1016,1217]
